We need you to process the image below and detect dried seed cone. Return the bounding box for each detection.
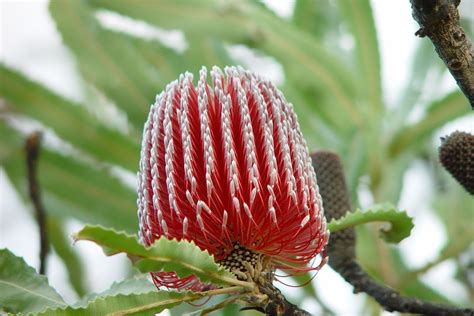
[137,66,329,290]
[439,131,474,195]
[311,151,355,265]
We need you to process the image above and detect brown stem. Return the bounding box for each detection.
[311,150,474,315]
[410,0,474,108]
[259,283,311,316]
[26,131,49,275]
[241,278,311,316]
[234,257,312,315]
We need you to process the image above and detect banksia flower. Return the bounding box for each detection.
[137,66,329,291]
[439,131,474,195]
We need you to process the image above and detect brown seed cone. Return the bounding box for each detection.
[311,151,356,265]
[439,131,474,195]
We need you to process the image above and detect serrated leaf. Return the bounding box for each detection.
[0,65,140,171]
[0,123,137,233]
[39,290,195,316]
[74,276,155,308]
[327,204,414,243]
[0,249,66,314]
[73,226,246,288]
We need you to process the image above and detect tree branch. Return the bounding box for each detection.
[410,0,474,108]
[25,131,49,275]
[311,150,473,315]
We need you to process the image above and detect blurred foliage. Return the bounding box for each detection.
[0,249,66,314]
[0,0,472,315]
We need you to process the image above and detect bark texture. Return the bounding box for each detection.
[411,0,474,108]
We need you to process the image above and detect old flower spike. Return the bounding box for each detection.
[137,66,329,291]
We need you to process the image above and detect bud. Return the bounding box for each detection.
[439,131,474,195]
[137,66,329,290]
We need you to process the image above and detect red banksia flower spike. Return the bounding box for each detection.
[138,66,329,291]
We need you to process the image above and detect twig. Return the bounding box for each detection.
[311,150,474,316]
[25,131,49,275]
[410,0,474,108]
[336,259,473,315]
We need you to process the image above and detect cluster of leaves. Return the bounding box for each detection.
[0,0,472,314]
[1,206,413,315]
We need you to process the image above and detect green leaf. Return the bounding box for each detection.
[47,217,88,297]
[39,290,200,316]
[0,123,137,233]
[0,65,140,170]
[281,83,344,150]
[342,131,368,204]
[74,277,155,308]
[327,204,414,243]
[49,0,165,128]
[73,226,248,289]
[433,174,474,240]
[0,249,66,314]
[51,0,238,125]
[388,91,471,158]
[183,37,235,73]
[337,0,382,114]
[390,40,446,128]
[375,154,414,203]
[86,0,360,132]
[355,226,452,304]
[292,0,341,40]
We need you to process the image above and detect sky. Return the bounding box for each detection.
[0,0,472,315]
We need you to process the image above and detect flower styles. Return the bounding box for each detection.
[137,66,329,291]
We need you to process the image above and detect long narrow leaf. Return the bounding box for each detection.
[0,123,137,232]
[49,0,168,128]
[338,0,382,114]
[388,91,470,158]
[390,40,446,129]
[86,0,360,131]
[0,65,140,170]
[292,0,341,40]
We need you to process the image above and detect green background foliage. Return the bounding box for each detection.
[0,0,472,315]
